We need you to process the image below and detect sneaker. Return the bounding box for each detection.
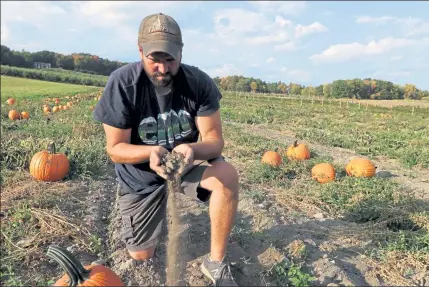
[200,254,238,286]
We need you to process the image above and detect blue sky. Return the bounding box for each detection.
[2,1,429,89]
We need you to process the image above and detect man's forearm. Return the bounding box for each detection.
[108,143,154,164]
[188,138,224,161]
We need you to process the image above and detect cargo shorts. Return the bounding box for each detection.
[116,156,225,252]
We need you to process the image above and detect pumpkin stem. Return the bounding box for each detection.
[46,246,91,286]
[46,246,79,287]
[48,142,56,154]
[293,140,298,147]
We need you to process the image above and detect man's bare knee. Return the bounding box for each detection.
[128,246,156,260]
[202,161,239,195]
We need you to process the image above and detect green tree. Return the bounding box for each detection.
[250,81,258,93]
[236,78,250,92]
[315,85,323,96]
[331,80,349,98]
[404,84,417,99]
[323,83,332,98]
[289,83,303,96]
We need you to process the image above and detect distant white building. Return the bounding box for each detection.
[34,62,51,69]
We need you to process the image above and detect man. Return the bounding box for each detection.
[93,13,239,286]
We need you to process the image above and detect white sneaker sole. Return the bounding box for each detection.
[201,263,216,285]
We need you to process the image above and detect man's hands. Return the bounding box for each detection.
[172,144,194,174]
[149,146,170,179]
[149,144,194,179]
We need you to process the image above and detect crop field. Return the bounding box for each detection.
[1,77,428,286]
[1,76,100,101]
[1,65,109,87]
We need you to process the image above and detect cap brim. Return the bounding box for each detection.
[142,40,181,60]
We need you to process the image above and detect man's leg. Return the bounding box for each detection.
[117,183,168,261]
[198,161,239,262]
[181,157,239,286]
[128,246,156,260]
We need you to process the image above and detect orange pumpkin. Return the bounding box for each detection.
[52,106,60,113]
[29,142,70,182]
[345,158,376,178]
[46,245,125,287]
[8,110,20,120]
[6,98,16,105]
[286,140,310,160]
[261,151,282,167]
[43,106,51,113]
[21,111,30,119]
[311,163,336,183]
[55,98,60,104]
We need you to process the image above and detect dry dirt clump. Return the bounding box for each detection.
[159,151,188,286]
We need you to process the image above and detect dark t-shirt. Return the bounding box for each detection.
[93,61,222,195]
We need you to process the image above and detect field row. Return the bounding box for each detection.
[221,92,429,169]
[1,65,108,87]
[1,78,428,286]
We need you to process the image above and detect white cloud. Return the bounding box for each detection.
[1,1,202,55]
[70,2,131,27]
[246,33,289,45]
[356,15,422,26]
[266,57,275,63]
[205,64,243,78]
[356,16,396,24]
[208,47,218,54]
[249,1,307,16]
[12,42,45,52]
[389,55,403,62]
[407,22,429,36]
[211,7,327,50]
[356,15,428,38]
[322,10,334,17]
[1,1,66,29]
[67,1,199,43]
[70,1,202,28]
[372,69,411,81]
[275,16,293,28]
[295,22,328,38]
[211,9,290,46]
[310,37,419,63]
[274,42,298,51]
[214,9,268,34]
[1,22,8,41]
[281,67,312,82]
[1,1,66,34]
[389,71,411,77]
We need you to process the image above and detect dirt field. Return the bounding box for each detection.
[351,99,429,109]
[1,84,428,286]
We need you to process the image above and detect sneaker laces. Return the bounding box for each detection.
[214,263,235,286]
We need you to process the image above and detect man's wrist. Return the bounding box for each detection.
[188,139,223,161]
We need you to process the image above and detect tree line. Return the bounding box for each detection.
[1,44,428,100]
[1,45,127,76]
[213,76,429,100]
[1,65,108,87]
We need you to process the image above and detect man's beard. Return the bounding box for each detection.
[142,62,174,88]
[150,71,172,88]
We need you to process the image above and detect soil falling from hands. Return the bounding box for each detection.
[160,151,188,286]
